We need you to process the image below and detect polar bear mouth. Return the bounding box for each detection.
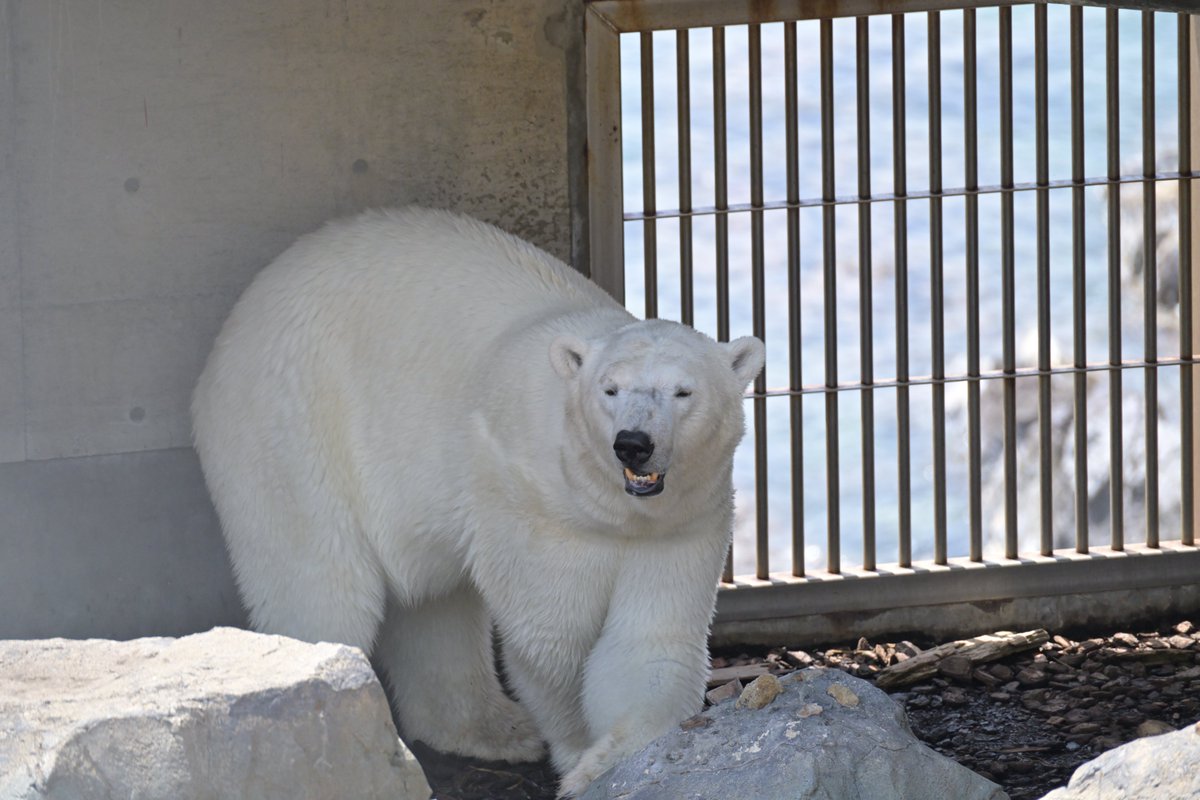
[623,468,665,497]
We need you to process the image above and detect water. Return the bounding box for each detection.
[617,7,1188,576]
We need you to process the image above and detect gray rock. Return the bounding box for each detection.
[578,667,1008,800]
[0,627,431,800]
[1040,720,1200,800]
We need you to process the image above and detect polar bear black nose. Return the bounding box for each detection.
[613,430,654,467]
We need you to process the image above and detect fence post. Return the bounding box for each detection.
[585,7,625,302]
[1191,16,1200,545]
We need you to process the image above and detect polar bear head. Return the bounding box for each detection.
[550,320,764,500]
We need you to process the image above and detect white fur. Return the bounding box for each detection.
[191,207,764,796]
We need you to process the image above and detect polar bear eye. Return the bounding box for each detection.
[604,387,618,397]
[675,388,693,398]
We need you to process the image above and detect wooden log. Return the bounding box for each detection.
[707,664,771,687]
[874,629,1049,690]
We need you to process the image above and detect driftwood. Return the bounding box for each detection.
[874,629,1049,690]
[707,664,771,688]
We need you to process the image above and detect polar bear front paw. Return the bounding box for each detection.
[555,733,617,798]
[556,769,596,799]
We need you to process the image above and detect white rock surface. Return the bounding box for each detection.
[1040,719,1200,800]
[0,627,431,800]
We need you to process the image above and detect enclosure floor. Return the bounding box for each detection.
[412,618,1200,800]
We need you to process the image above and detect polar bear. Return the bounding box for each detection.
[192,207,763,796]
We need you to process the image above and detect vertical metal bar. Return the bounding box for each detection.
[640,32,658,320]
[713,27,734,582]
[1108,8,1125,551]
[1072,5,1089,554]
[714,27,730,349]
[786,21,805,577]
[750,23,769,579]
[1036,4,1053,556]
[821,19,840,575]
[677,30,694,328]
[1000,6,1018,560]
[1181,13,1195,548]
[857,16,877,572]
[583,8,625,302]
[1143,11,1160,548]
[929,11,947,566]
[894,14,912,568]
[965,8,983,563]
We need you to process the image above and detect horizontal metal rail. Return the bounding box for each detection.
[712,544,1200,646]
[622,171,1200,223]
[748,357,1200,399]
[717,543,1200,621]
[586,0,1200,35]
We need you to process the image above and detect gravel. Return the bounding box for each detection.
[718,618,1200,800]
[413,618,1200,800]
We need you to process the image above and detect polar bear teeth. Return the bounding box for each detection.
[623,468,660,484]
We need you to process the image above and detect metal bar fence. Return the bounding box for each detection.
[930,10,949,566]
[1107,6,1126,551]
[1144,10,1160,548]
[894,13,913,569]
[585,0,1200,633]
[1036,3,1053,556]
[677,30,694,328]
[712,25,735,583]
[965,6,984,563]
[639,32,658,321]
[1000,4,1018,561]
[786,20,806,577]
[821,19,842,575]
[1181,13,1196,549]
[1072,3,1089,554]
[749,23,769,579]
[856,16,877,572]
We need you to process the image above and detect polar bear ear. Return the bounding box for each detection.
[725,336,766,388]
[550,335,590,380]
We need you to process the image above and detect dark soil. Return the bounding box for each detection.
[408,741,557,800]
[412,619,1200,800]
[904,692,1068,799]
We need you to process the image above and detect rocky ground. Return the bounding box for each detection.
[765,619,1200,800]
[415,619,1200,800]
[412,740,558,800]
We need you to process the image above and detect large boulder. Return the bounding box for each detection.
[0,627,431,800]
[579,668,1008,800]
[1039,719,1200,800]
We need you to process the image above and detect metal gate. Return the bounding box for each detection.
[581,0,1200,645]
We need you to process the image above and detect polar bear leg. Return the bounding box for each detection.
[501,646,592,774]
[243,555,385,653]
[556,527,728,797]
[374,584,546,763]
[214,465,388,654]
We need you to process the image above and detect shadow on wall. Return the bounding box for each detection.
[0,448,246,641]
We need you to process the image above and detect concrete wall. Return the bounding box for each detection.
[0,0,579,639]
